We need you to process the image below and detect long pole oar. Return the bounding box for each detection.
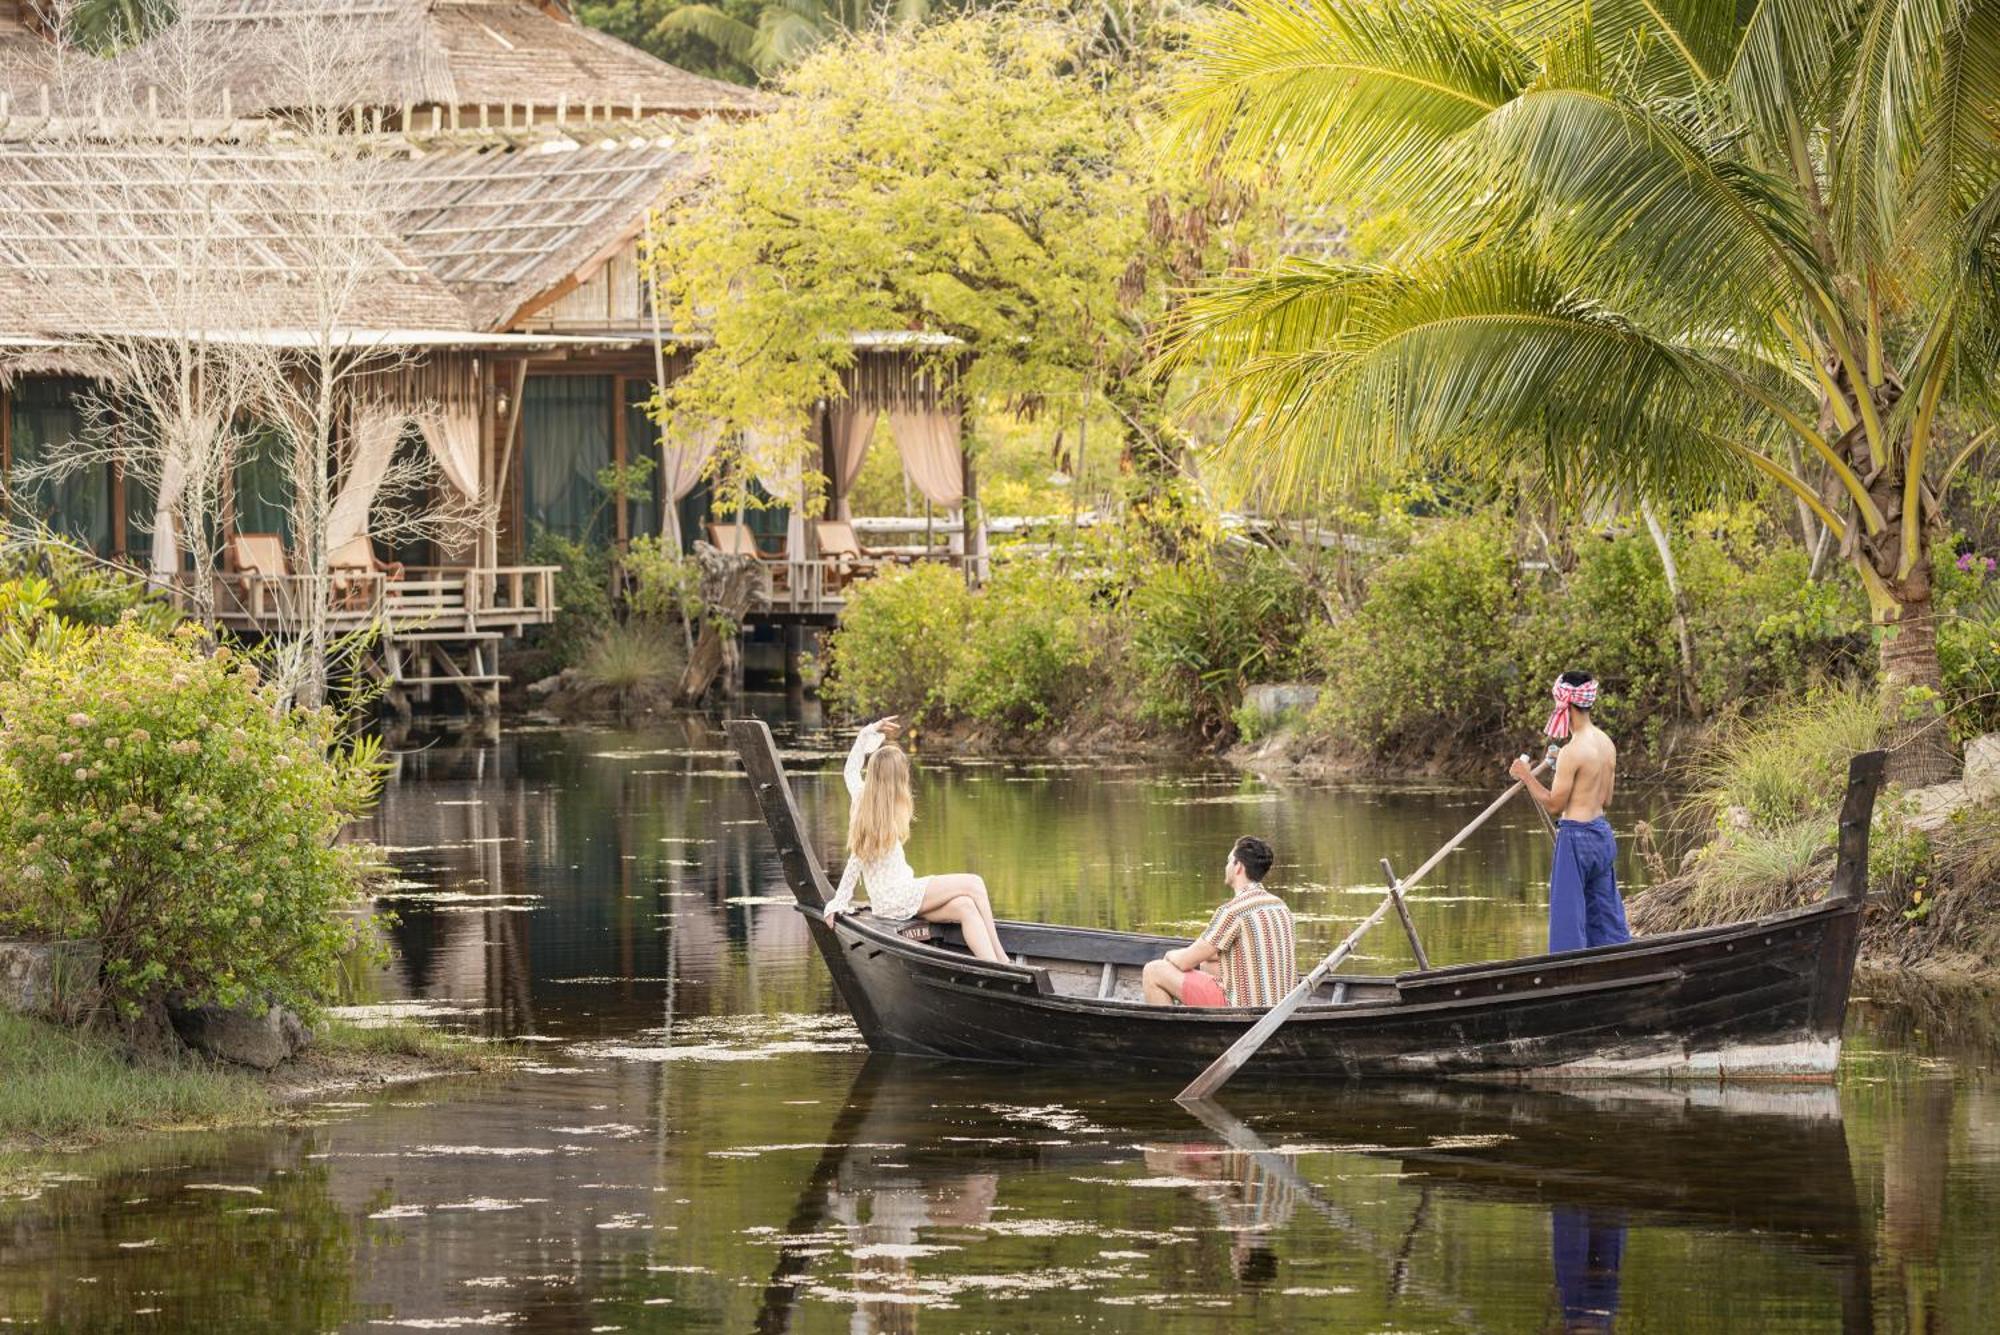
[1176,753,1555,1103]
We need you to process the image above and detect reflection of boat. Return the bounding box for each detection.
[755,1061,1874,1334]
[731,720,1888,1081]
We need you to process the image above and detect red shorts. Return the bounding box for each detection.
[1180,971,1228,1007]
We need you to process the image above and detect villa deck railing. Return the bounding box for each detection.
[192,564,560,636]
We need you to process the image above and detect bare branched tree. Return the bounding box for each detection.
[7,0,478,708]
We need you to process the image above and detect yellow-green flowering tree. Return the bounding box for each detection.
[645,10,1278,509]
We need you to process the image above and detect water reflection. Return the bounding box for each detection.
[5,716,1997,1331]
[349,708,1674,1042]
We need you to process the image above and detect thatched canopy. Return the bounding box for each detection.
[126,0,764,118]
[381,121,703,329]
[0,125,470,339]
[0,2,59,110]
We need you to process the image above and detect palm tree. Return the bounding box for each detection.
[658,0,936,76]
[1168,0,2000,782]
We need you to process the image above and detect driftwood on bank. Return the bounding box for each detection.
[675,542,768,705]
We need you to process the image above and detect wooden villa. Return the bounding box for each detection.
[0,0,985,713]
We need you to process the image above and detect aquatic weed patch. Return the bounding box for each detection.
[564,1012,864,1064]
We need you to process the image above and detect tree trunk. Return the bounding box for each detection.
[1860,473,1958,787]
[1826,368,1957,787]
[1640,501,1701,720]
[675,543,766,706]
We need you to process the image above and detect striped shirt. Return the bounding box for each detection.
[1196,885,1297,1008]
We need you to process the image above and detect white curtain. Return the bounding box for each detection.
[326,409,406,553]
[825,402,876,520]
[149,441,191,578]
[888,407,963,507]
[742,424,807,557]
[657,417,721,548]
[415,401,479,501]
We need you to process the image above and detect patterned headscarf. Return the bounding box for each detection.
[1545,676,1599,740]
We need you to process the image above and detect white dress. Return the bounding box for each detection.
[824,723,930,921]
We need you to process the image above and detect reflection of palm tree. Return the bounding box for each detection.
[659,0,934,77]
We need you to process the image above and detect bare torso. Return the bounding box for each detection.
[1554,724,1617,822]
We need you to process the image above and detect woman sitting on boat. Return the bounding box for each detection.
[821,717,1008,963]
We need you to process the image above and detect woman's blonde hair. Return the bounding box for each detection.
[848,743,913,862]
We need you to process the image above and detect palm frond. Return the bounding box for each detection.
[1172,0,1534,197]
[656,5,764,66]
[1170,249,1758,508]
[1510,0,1740,94]
[1900,4,2000,273]
[1833,0,1966,265]
[1462,57,1824,327]
[1725,0,1857,148]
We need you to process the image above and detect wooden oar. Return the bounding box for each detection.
[1175,753,1555,1103]
[1526,743,1561,840]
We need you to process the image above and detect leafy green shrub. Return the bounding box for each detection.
[1936,544,2000,740]
[823,562,974,724]
[527,529,613,670]
[1308,517,1526,755]
[950,563,1104,731]
[3,540,178,633]
[1128,542,1319,737]
[622,535,703,633]
[0,623,384,1017]
[1522,531,1682,750]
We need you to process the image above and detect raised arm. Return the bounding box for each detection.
[842,723,883,798]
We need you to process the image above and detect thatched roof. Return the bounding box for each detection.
[0,3,59,110]
[380,121,702,328]
[0,126,473,339]
[144,0,764,118]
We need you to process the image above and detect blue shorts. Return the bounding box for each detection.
[1549,817,1630,954]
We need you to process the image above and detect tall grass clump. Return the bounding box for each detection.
[0,1011,266,1147]
[1686,685,1884,834]
[576,621,683,709]
[1634,684,1885,934]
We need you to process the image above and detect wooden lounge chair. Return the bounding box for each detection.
[225,532,289,617]
[708,521,789,593]
[329,536,405,610]
[814,519,886,592]
[707,522,762,558]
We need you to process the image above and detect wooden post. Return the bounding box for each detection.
[783,624,803,690]
[611,374,630,546]
[1831,750,1889,902]
[1379,858,1430,972]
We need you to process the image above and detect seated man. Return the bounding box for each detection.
[1142,836,1296,1008]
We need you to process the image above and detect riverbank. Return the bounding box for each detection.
[0,1012,509,1163]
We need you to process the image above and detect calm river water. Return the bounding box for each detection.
[3,706,1996,1332]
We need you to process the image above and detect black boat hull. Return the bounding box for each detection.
[729,719,1885,1084]
[816,900,1860,1080]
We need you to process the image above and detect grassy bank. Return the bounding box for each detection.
[0,1012,506,1159]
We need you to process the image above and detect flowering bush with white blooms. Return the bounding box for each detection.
[0,622,385,1017]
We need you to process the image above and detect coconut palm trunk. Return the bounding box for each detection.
[1168,0,1996,783]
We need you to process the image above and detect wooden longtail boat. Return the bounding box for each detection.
[730,719,1888,1082]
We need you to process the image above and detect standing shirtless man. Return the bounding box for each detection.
[1508,671,1631,954]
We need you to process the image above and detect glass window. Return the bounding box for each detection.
[9,377,112,554]
[522,376,613,545]
[233,423,293,543]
